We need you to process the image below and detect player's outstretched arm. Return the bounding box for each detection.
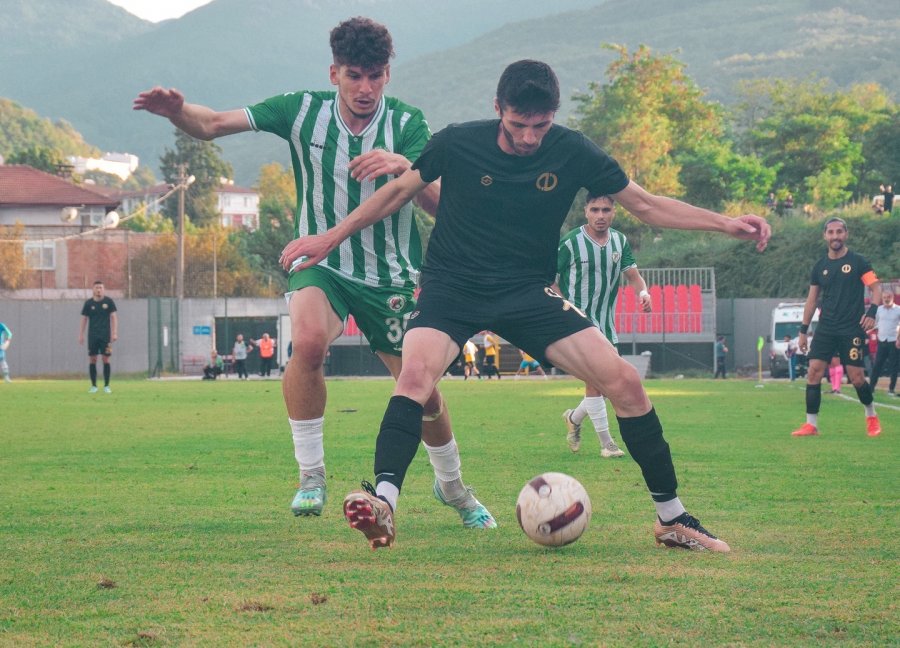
[280,170,430,271]
[132,87,249,141]
[614,181,770,252]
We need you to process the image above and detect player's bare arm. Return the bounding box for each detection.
[798,284,820,353]
[132,87,250,140]
[110,312,118,343]
[348,150,441,216]
[78,317,87,345]
[280,169,429,271]
[624,267,652,312]
[613,181,770,252]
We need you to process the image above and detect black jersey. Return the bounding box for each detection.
[810,250,873,335]
[412,120,628,288]
[81,297,117,338]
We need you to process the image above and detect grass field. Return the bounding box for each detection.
[1,377,897,647]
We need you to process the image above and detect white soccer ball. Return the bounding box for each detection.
[102,211,120,228]
[516,472,592,547]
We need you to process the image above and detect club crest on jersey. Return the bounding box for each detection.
[612,252,621,263]
[387,295,407,312]
[481,175,493,186]
[842,264,852,274]
[535,172,558,192]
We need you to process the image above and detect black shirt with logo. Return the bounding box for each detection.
[81,296,117,339]
[810,250,874,335]
[412,120,628,288]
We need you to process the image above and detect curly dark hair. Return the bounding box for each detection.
[496,60,560,115]
[330,17,394,68]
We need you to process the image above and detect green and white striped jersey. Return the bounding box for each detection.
[245,91,429,289]
[557,226,636,343]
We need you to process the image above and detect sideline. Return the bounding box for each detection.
[785,380,900,412]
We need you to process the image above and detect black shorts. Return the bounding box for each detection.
[88,336,112,357]
[407,278,594,364]
[808,330,865,367]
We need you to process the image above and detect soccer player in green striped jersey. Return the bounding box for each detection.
[133,17,495,529]
[556,194,652,459]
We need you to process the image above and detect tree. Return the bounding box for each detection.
[734,79,893,208]
[0,98,97,160]
[7,145,69,174]
[130,226,274,298]
[159,130,233,227]
[0,222,26,290]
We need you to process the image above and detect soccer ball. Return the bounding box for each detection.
[516,472,592,547]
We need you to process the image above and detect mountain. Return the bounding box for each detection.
[1,0,897,184]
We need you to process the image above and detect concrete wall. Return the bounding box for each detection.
[1,297,806,379]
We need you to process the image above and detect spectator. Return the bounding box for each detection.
[714,335,728,378]
[203,350,224,380]
[253,332,277,377]
[883,184,894,215]
[232,334,252,379]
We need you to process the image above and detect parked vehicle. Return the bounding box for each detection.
[769,302,818,378]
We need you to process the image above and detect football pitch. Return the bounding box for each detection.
[1,377,896,646]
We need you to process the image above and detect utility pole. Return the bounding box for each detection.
[176,163,187,300]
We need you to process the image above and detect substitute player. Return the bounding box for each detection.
[133,17,494,528]
[281,59,771,552]
[556,194,651,458]
[792,218,882,437]
[78,281,117,394]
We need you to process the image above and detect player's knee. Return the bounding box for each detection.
[288,335,329,370]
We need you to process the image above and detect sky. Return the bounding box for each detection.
[106,0,214,23]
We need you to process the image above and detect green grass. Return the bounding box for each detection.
[1,377,897,646]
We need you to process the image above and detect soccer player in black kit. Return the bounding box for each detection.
[792,218,883,438]
[281,60,771,551]
[79,280,118,394]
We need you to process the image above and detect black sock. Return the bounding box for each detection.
[854,381,873,406]
[89,364,97,386]
[374,395,424,490]
[806,383,822,414]
[617,407,678,502]
[103,363,111,386]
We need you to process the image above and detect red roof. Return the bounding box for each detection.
[0,165,119,207]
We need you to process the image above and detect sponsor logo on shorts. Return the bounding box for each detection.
[387,295,406,312]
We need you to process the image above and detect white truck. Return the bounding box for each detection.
[769,302,819,378]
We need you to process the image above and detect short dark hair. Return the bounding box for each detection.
[824,217,847,231]
[586,193,613,204]
[496,60,560,115]
[93,280,104,286]
[330,17,394,68]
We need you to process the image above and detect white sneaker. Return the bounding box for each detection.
[563,409,581,452]
[601,441,626,458]
[88,386,98,394]
[103,386,112,394]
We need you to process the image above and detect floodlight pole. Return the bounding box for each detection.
[176,163,187,300]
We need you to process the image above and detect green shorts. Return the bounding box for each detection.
[288,266,414,356]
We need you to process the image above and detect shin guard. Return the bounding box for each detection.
[617,408,678,502]
[374,395,424,491]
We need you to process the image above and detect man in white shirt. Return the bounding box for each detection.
[870,290,900,395]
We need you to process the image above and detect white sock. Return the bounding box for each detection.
[655,497,686,523]
[806,413,818,427]
[584,396,612,446]
[864,404,876,417]
[376,481,399,512]
[289,417,325,478]
[571,399,589,425]
[424,439,466,500]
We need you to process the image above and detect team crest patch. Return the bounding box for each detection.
[535,172,558,192]
[387,295,407,312]
[842,264,851,274]
[102,304,108,309]
[612,252,621,263]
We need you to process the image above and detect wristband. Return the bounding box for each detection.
[799,324,809,335]
[639,290,650,300]
[865,304,878,319]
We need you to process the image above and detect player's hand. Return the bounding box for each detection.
[639,294,652,312]
[798,332,808,353]
[348,149,411,182]
[279,234,334,272]
[859,315,875,330]
[133,87,185,118]
[726,214,771,252]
